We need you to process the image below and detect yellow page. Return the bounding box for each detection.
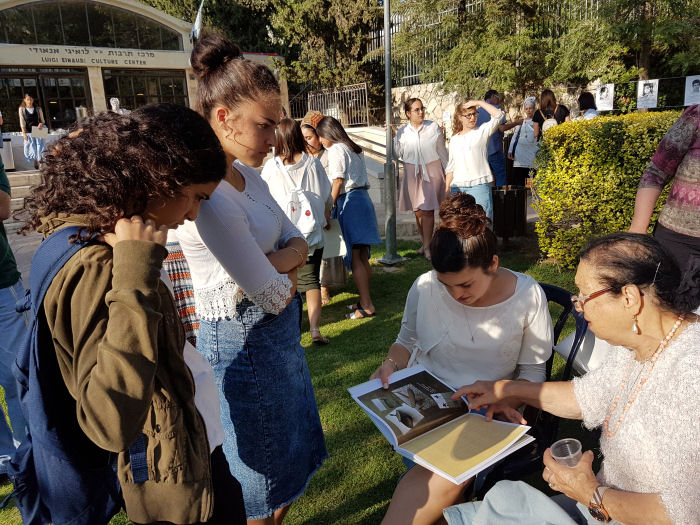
[401,413,528,478]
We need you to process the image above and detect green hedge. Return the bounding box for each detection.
[532,110,681,268]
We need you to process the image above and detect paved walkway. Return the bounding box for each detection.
[8,230,42,282]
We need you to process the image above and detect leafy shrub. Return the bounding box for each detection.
[532,110,680,268]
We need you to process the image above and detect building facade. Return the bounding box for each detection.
[0,0,287,132]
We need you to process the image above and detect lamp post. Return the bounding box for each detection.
[378,0,403,265]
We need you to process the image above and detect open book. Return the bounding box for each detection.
[348,365,534,484]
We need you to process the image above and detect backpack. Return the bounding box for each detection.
[5,226,142,525]
[539,105,559,134]
[275,158,324,245]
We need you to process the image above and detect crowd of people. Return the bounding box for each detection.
[0,28,697,525]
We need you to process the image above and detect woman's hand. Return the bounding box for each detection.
[22,133,28,141]
[452,380,508,408]
[542,448,599,505]
[507,152,514,160]
[464,100,481,110]
[101,216,168,247]
[38,122,44,130]
[483,403,527,424]
[370,360,397,389]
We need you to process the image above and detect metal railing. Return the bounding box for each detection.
[307,83,369,127]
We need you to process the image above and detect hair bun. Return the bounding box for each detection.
[190,33,242,79]
[438,192,490,238]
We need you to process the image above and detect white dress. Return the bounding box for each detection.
[396,269,553,389]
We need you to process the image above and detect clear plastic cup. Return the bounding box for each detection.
[550,438,582,467]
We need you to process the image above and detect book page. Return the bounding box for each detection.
[353,367,468,446]
[401,413,529,479]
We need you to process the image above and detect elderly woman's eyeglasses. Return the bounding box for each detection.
[570,288,612,312]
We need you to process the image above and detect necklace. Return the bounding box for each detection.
[603,315,684,438]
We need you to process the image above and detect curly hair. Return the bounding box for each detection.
[19,103,226,236]
[430,192,497,272]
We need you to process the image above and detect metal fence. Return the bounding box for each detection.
[306,83,369,127]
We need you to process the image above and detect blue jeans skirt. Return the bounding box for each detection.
[198,294,328,520]
[336,188,382,270]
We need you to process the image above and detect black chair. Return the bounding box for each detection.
[470,282,589,499]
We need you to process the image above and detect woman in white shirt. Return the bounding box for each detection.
[316,116,383,320]
[174,33,327,524]
[394,98,449,260]
[371,192,553,525]
[445,100,505,220]
[507,97,539,187]
[262,118,333,344]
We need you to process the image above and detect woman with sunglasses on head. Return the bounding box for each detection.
[446,233,699,525]
[445,100,505,221]
[393,97,449,260]
[172,32,327,525]
[371,193,553,525]
[315,115,382,320]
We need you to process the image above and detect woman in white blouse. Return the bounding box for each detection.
[262,118,333,344]
[394,98,449,260]
[316,116,382,320]
[507,97,539,187]
[174,33,327,524]
[445,100,505,220]
[371,192,553,525]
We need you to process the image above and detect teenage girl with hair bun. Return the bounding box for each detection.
[371,192,553,525]
[172,32,327,525]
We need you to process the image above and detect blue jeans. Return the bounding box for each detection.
[488,152,507,188]
[23,134,45,162]
[450,183,493,221]
[0,279,29,473]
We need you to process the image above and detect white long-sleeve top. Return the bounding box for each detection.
[573,321,700,525]
[261,153,333,250]
[507,119,538,169]
[446,111,504,187]
[173,161,302,317]
[396,269,552,389]
[394,120,449,178]
[326,142,370,194]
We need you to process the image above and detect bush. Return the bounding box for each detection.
[532,110,680,268]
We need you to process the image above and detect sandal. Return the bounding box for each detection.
[346,308,376,320]
[310,328,330,346]
[346,303,360,311]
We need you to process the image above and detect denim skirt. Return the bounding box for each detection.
[198,294,328,520]
[336,188,382,270]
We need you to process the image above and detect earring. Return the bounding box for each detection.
[632,315,639,334]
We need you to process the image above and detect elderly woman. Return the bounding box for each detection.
[445,232,699,525]
[507,97,539,187]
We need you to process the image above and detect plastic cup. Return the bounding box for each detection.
[550,438,582,467]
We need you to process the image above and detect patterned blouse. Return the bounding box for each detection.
[639,104,700,237]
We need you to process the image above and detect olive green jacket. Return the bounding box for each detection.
[39,215,213,524]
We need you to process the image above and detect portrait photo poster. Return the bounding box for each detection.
[637,79,659,109]
[684,75,700,106]
[596,83,615,111]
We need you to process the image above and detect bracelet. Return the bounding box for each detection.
[383,357,400,372]
[288,246,305,266]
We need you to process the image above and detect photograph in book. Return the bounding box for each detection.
[357,369,468,445]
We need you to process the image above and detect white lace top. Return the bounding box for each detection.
[173,161,302,317]
[397,270,552,389]
[573,321,700,525]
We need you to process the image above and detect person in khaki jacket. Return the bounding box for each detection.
[20,104,245,525]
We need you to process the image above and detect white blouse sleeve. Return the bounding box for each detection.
[445,138,456,174]
[478,111,505,144]
[516,282,554,371]
[393,127,405,160]
[573,351,624,429]
[395,279,420,352]
[435,125,449,169]
[327,145,348,181]
[195,199,292,314]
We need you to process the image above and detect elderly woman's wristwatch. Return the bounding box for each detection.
[588,485,611,522]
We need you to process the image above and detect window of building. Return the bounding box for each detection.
[102,69,188,112]
[0,1,183,50]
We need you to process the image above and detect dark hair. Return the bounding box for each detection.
[301,123,318,136]
[578,92,596,112]
[403,97,422,118]
[430,193,497,272]
[315,116,362,154]
[276,118,307,162]
[484,89,498,101]
[20,93,36,108]
[693,79,700,86]
[539,89,557,112]
[580,232,699,315]
[20,103,226,236]
[190,31,280,119]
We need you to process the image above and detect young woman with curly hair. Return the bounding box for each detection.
[171,32,327,525]
[370,192,553,525]
[19,104,246,525]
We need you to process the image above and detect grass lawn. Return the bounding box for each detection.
[0,237,599,525]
